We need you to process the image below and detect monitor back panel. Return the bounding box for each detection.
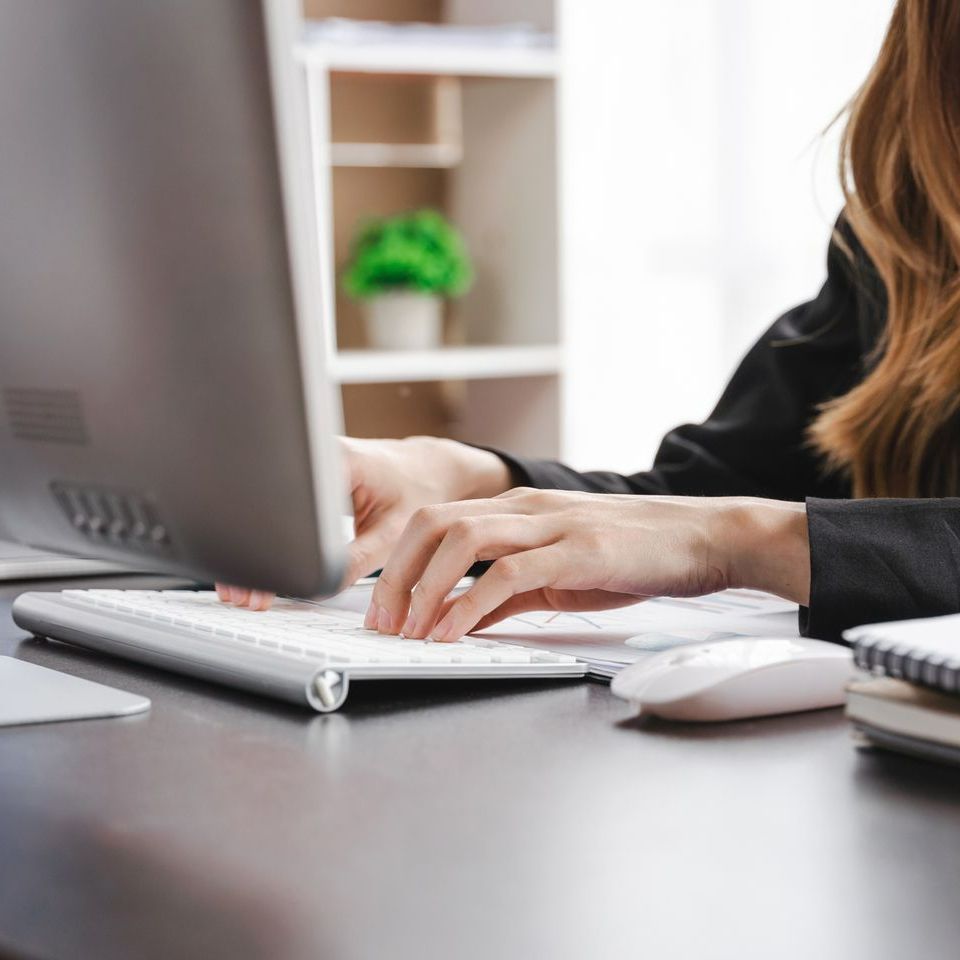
[0,1,343,596]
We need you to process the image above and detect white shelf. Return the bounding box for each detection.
[330,142,462,168]
[330,345,561,384]
[296,42,558,79]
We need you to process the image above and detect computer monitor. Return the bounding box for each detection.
[0,0,346,597]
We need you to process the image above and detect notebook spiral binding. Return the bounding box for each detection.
[852,638,960,695]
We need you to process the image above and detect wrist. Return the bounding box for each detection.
[412,437,512,501]
[722,498,810,605]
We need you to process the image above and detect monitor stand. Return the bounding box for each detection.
[0,539,136,581]
[0,657,150,727]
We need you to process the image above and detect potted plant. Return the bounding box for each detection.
[343,209,472,351]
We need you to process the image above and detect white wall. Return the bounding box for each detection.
[558,0,894,473]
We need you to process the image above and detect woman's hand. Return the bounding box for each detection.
[216,435,512,609]
[365,489,810,642]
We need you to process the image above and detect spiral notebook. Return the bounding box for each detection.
[844,613,960,694]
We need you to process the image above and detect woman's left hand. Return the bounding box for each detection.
[365,488,810,642]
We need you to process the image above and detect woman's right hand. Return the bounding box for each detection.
[216,435,512,610]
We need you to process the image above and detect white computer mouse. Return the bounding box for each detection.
[610,637,853,722]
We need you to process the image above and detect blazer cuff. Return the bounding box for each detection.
[803,497,874,643]
[802,496,960,643]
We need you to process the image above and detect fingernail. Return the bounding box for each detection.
[401,613,417,637]
[363,602,379,630]
[431,620,452,643]
[377,607,392,634]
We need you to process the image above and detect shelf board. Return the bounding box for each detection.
[330,345,561,384]
[330,142,462,169]
[296,43,558,79]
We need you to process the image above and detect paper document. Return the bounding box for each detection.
[476,589,799,675]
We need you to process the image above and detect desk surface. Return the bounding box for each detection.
[1,576,959,960]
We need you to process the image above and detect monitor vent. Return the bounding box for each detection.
[51,481,173,554]
[3,388,88,445]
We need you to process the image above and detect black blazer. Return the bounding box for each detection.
[491,219,960,641]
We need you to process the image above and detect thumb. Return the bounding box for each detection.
[472,590,548,631]
[340,517,400,589]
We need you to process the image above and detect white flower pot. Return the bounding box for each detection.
[363,292,444,351]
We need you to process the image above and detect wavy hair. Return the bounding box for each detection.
[809,0,960,496]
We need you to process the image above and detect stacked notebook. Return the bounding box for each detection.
[844,613,960,766]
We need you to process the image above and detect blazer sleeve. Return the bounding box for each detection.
[489,221,868,501]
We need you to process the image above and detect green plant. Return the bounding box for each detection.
[343,209,472,300]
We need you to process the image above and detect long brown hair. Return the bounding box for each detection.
[809,0,960,497]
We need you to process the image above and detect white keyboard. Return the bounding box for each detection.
[11,589,587,712]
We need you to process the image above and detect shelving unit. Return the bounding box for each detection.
[299,0,562,458]
[296,41,558,78]
[329,141,462,169]
[331,344,561,384]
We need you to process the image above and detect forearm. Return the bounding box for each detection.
[428,438,513,500]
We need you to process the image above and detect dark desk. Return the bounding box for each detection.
[1,576,959,960]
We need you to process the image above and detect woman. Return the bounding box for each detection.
[222,0,960,645]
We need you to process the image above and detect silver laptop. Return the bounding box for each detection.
[0,0,585,713]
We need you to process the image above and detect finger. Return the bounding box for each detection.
[229,586,250,607]
[471,588,644,631]
[369,500,526,633]
[431,545,564,642]
[343,515,400,591]
[247,589,275,612]
[215,583,231,603]
[433,595,459,627]
[402,515,556,639]
[399,595,458,637]
[473,589,554,628]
